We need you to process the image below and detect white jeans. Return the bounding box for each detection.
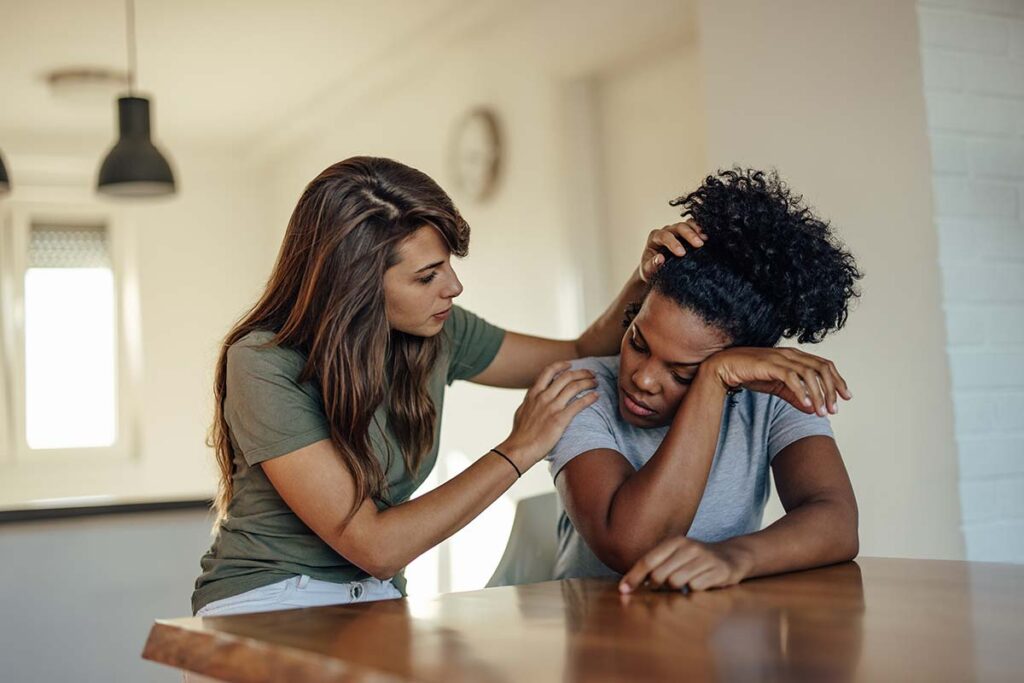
[196,574,402,617]
[185,575,402,682]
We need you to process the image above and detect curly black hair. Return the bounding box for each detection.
[649,168,862,346]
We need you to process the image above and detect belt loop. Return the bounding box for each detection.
[297,574,310,589]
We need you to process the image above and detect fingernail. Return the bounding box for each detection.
[803,397,812,407]
[619,584,631,594]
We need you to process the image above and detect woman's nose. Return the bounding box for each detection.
[445,270,464,298]
[632,364,658,393]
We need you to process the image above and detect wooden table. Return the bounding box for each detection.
[143,558,1024,682]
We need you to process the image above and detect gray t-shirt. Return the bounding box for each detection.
[547,356,834,580]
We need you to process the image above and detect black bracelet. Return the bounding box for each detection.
[490,448,522,478]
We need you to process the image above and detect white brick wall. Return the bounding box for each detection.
[919,0,1024,563]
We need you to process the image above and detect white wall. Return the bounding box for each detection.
[917,0,1024,562]
[696,0,964,560]
[597,39,708,285]
[0,134,273,506]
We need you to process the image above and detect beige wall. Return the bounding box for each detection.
[0,137,273,505]
[697,0,963,559]
[597,39,708,287]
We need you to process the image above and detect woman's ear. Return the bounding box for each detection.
[622,302,641,329]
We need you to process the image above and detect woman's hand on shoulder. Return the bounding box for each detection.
[700,347,852,417]
[619,536,754,594]
[638,220,708,283]
[497,361,599,473]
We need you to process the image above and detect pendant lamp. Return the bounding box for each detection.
[97,0,176,197]
[0,150,10,195]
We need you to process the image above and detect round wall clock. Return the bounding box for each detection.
[449,107,502,202]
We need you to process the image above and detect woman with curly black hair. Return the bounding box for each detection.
[548,168,863,593]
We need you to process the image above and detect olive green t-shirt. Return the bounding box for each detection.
[191,305,505,614]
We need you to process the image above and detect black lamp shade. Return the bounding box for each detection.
[97,96,176,197]
[0,150,10,195]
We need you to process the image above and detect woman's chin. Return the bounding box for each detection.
[391,320,446,337]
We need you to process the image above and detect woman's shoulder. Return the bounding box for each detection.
[567,356,621,414]
[227,330,306,376]
[442,304,507,385]
[231,329,276,349]
[569,356,620,385]
[443,304,504,343]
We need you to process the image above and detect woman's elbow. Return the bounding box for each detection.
[839,527,860,562]
[331,533,403,581]
[355,554,402,581]
[594,539,648,575]
[367,564,401,581]
[837,499,860,561]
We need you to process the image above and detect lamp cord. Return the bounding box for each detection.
[125,0,137,95]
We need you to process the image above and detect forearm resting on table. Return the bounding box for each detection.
[565,376,728,572]
[718,494,859,581]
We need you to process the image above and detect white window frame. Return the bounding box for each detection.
[0,200,142,465]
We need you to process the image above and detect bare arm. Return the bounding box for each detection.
[470,222,707,389]
[558,346,851,574]
[261,362,598,579]
[618,435,858,593]
[262,439,522,579]
[467,333,579,389]
[556,372,729,572]
[715,435,859,579]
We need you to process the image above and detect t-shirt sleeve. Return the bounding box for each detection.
[224,342,332,466]
[444,305,506,385]
[546,398,622,478]
[766,397,835,462]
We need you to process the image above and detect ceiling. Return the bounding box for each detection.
[0,0,466,148]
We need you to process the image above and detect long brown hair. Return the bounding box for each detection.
[209,157,470,521]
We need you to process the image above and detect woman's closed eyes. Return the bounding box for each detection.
[628,329,693,386]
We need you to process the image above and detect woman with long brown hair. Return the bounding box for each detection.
[191,156,703,616]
